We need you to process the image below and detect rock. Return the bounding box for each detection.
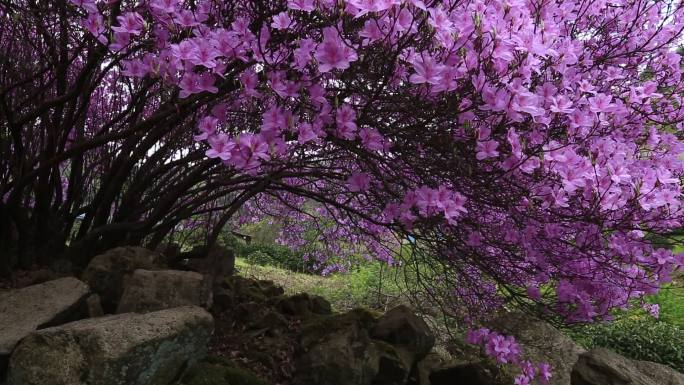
[208,246,235,277]
[488,311,586,385]
[411,352,447,385]
[116,269,212,314]
[311,295,333,314]
[49,259,74,277]
[180,356,267,385]
[370,305,435,361]
[572,348,684,385]
[85,294,104,318]
[213,277,284,313]
[184,245,235,278]
[233,301,289,333]
[295,307,418,385]
[632,360,684,385]
[294,309,381,385]
[0,277,90,361]
[157,243,181,267]
[373,340,414,385]
[428,361,508,385]
[81,246,165,312]
[6,306,213,385]
[275,293,332,318]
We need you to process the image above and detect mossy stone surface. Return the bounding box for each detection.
[180,357,266,385]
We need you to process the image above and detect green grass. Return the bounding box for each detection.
[647,272,684,327]
[234,257,407,312]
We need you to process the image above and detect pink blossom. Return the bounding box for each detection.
[335,104,358,140]
[82,13,104,37]
[359,127,384,151]
[588,93,615,113]
[121,59,149,78]
[476,140,499,160]
[409,53,443,85]
[70,0,98,13]
[205,133,235,161]
[150,0,179,13]
[549,95,575,114]
[175,10,200,27]
[287,0,316,12]
[347,172,371,192]
[112,12,145,36]
[298,123,318,144]
[315,27,358,72]
[240,69,260,97]
[232,134,270,172]
[195,116,218,141]
[538,363,552,385]
[271,12,294,30]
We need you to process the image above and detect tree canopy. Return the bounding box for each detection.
[2,0,684,339]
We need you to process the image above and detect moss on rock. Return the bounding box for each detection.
[181,357,267,385]
[300,307,379,348]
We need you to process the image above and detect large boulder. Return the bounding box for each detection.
[294,309,383,385]
[81,247,165,312]
[180,356,267,385]
[212,276,284,313]
[572,348,684,385]
[156,243,181,267]
[427,361,507,385]
[0,277,90,375]
[632,360,684,385]
[488,311,586,385]
[116,269,212,314]
[274,292,332,318]
[370,305,435,361]
[183,245,235,278]
[6,306,213,385]
[294,307,426,385]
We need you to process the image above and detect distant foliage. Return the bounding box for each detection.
[225,236,314,273]
[571,318,684,373]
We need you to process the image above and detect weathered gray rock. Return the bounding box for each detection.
[212,276,284,313]
[633,360,684,385]
[0,277,90,358]
[295,307,425,385]
[156,243,181,267]
[371,305,435,361]
[6,306,213,385]
[572,348,684,385]
[85,294,104,318]
[412,352,448,385]
[116,269,212,314]
[81,247,164,312]
[185,245,235,278]
[295,309,382,385]
[180,356,267,385]
[488,311,586,385]
[274,292,332,318]
[427,361,506,385]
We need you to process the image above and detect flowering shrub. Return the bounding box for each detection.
[467,328,553,384]
[4,0,684,328]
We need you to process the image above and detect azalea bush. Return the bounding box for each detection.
[3,0,684,341]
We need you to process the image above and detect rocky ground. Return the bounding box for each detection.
[1,246,683,385]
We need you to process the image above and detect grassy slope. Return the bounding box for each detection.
[648,273,684,327]
[234,257,406,313]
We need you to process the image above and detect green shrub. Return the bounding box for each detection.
[236,241,314,273]
[569,318,684,372]
[245,251,272,267]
